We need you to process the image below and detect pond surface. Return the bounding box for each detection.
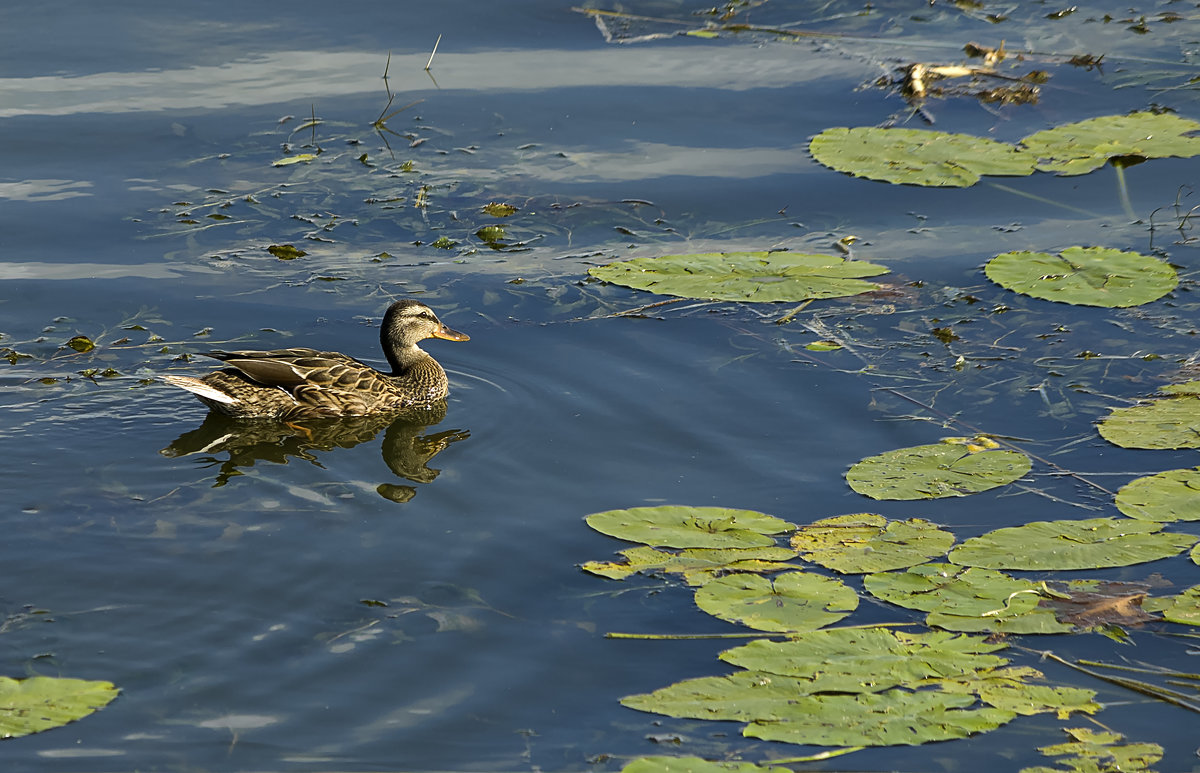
[2,1,1199,771]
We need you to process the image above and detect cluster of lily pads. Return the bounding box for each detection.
[807,112,1200,187]
[581,442,1198,759]
[582,111,1200,769]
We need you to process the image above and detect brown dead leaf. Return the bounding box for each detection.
[1041,581,1159,628]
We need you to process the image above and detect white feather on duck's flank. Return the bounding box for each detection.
[160,375,239,405]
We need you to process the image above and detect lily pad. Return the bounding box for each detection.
[720,628,1007,689]
[622,669,840,721]
[587,251,888,303]
[1163,380,1200,396]
[581,545,798,585]
[789,513,954,573]
[984,247,1176,308]
[693,571,858,632]
[947,517,1197,571]
[584,506,795,549]
[0,676,119,738]
[624,675,1016,747]
[1115,467,1200,522]
[935,668,1099,718]
[809,126,1036,187]
[864,563,1073,634]
[1143,584,1200,626]
[1098,393,1200,449]
[1020,112,1200,176]
[743,688,1016,747]
[622,758,792,773]
[846,442,1030,500]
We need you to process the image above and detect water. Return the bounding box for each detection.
[2,1,1200,770]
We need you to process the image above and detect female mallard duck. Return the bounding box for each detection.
[162,300,468,420]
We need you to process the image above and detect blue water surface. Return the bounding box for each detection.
[2,1,1199,771]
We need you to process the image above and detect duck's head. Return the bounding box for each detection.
[381,300,470,353]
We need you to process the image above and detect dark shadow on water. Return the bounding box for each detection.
[161,403,469,502]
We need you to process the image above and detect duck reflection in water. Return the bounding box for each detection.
[161,402,469,503]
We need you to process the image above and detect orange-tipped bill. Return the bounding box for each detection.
[434,324,469,342]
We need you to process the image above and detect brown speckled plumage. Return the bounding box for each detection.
[162,300,468,419]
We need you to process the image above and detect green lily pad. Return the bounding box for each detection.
[809,126,1036,187]
[789,513,954,573]
[622,669,838,721]
[1143,584,1200,626]
[947,517,1197,571]
[720,628,1007,689]
[1020,112,1200,176]
[984,247,1176,308]
[581,545,798,585]
[864,563,1073,634]
[1162,380,1200,396]
[587,251,888,303]
[846,442,1031,500]
[1115,467,1200,522]
[624,675,1017,747]
[1025,727,1163,773]
[622,758,793,773]
[694,571,858,632]
[934,667,1099,718]
[584,506,795,549]
[0,676,119,738]
[743,688,1016,747]
[1098,393,1200,449]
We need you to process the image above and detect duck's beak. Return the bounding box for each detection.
[433,324,469,342]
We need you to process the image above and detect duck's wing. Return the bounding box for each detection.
[201,348,367,390]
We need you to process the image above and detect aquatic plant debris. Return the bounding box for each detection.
[1022,726,1163,772]
[587,251,888,302]
[947,517,1198,571]
[1115,467,1200,522]
[0,676,119,738]
[809,126,1036,186]
[267,244,307,260]
[584,506,796,549]
[984,247,1177,308]
[789,513,954,573]
[1098,388,1200,449]
[271,153,316,167]
[845,440,1031,500]
[693,571,858,632]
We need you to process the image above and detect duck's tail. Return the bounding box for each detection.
[161,374,238,406]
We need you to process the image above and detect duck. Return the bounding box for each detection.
[162,300,469,420]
